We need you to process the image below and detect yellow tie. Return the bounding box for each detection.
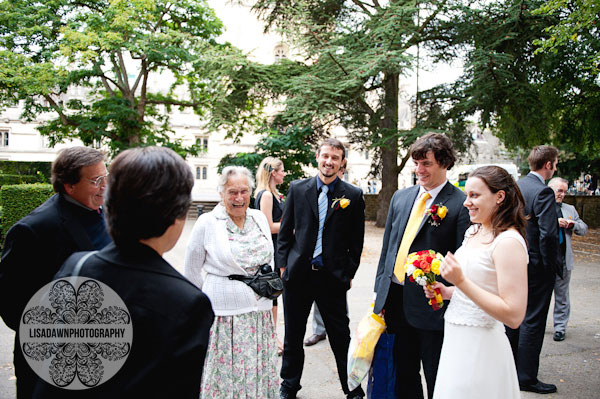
[393,192,432,283]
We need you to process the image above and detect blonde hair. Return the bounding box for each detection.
[255,156,283,196]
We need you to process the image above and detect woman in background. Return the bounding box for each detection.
[185,166,279,398]
[255,156,286,355]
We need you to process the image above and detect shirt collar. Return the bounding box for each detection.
[418,180,447,202]
[316,175,339,193]
[63,193,101,213]
[530,171,545,183]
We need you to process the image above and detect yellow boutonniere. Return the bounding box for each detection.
[331,196,350,210]
[424,203,448,226]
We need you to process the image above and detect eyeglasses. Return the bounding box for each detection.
[87,173,109,187]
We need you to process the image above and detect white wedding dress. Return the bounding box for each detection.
[433,227,526,399]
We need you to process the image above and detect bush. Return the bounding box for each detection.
[0,160,51,181]
[0,174,44,186]
[0,184,54,239]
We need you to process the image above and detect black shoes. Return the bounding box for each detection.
[304,333,326,346]
[520,380,557,394]
[279,387,296,399]
[553,331,566,341]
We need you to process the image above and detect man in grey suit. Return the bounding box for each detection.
[508,145,561,394]
[548,177,588,342]
[374,133,470,399]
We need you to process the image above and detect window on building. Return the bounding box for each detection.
[274,44,288,61]
[195,137,208,151]
[0,130,9,147]
[196,166,208,180]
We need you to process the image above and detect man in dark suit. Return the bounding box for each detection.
[31,146,214,397]
[0,146,112,398]
[277,138,365,399]
[508,145,561,394]
[373,133,470,399]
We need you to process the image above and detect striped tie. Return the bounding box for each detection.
[313,185,329,258]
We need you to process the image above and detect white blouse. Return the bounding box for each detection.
[184,204,275,316]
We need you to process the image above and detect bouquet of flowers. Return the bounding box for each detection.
[405,250,445,310]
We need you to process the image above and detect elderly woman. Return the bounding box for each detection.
[185,166,279,398]
[44,147,214,397]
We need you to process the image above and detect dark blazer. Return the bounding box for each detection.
[374,182,470,330]
[517,173,561,277]
[33,242,214,398]
[0,194,105,330]
[276,176,365,289]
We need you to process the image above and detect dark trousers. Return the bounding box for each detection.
[280,268,362,396]
[384,282,443,399]
[506,267,555,385]
[14,335,36,398]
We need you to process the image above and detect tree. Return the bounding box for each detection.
[0,0,255,156]
[246,0,473,226]
[419,0,600,176]
[217,126,318,195]
[533,0,600,74]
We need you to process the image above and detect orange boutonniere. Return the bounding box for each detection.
[425,203,448,226]
[331,196,350,210]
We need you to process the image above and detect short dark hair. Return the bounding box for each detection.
[51,147,106,193]
[105,147,194,247]
[469,166,528,243]
[528,145,558,171]
[318,138,346,160]
[409,133,456,169]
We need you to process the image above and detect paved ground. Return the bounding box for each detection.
[0,221,598,398]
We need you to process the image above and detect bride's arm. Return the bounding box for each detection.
[441,238,528,328]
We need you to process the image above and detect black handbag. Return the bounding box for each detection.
[228,264,283,300]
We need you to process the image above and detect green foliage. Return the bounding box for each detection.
[420,0,600,175]
[218,126,318,195]
[0,160,51,182]
[0,174,43,186]
[0,184,54,238]
[533,0,600,74]
[0,0,260,157]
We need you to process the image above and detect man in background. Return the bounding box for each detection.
[548,177,587,342]
[0,146,111,398]
[509,145,561,394]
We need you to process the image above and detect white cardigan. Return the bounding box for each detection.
[184,203,275,316]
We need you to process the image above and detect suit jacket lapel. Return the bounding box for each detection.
[415,181,453,237]
[59,196,95,250]
[304,177,319,220]
[396,186,420,239]
[325,180,346,224]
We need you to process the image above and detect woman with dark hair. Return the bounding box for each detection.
[425,165,528,399]
[46,146,214,397]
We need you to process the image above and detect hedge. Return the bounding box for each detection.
[0,174,44,186]
[0,160,51,180]
[0,184,54,239]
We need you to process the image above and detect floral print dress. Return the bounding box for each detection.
[200,215,279,399]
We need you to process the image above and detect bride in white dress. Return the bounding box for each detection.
[426,166,529,399]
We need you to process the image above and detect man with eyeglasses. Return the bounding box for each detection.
[0,146,112,398]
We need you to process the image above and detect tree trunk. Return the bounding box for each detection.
[376,71,400,227]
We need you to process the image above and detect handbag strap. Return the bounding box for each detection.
[72,251,98,277]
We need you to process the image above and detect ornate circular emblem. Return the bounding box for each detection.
[19,277,133,390]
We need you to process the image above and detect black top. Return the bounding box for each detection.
[255,190,284,268]
[255,189,284,241]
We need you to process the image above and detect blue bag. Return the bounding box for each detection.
[367,332,398,399]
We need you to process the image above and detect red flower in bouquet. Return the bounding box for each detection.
[405,250,445,310]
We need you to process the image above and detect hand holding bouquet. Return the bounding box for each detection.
[405,250,445,310]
